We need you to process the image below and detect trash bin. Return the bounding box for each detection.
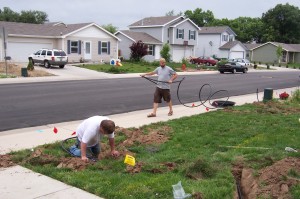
[21,68,28,77]
[263,88,273,101]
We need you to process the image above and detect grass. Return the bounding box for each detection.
[9,94,300,199]
[77,61,216,74]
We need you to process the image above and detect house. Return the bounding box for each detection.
[243,43,261,61]
[116,16,200,62]
[114,30,162,62]
[196,26,247,59]
[247,42,300,63]
[0,21,120,63]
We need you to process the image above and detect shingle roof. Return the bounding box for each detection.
[199,26,236,36]
[243,43,261,50]
[219,40,246,50]
[129,16,182,27]
[117,30,162,44]
[271,42,300,52]
[0,21,91,37]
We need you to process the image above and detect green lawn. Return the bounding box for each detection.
[9,91,300,199]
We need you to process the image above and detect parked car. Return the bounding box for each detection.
[28,49,68,68]
[227,58,250,66]
[190,56,218,66]
[218,62,248,74]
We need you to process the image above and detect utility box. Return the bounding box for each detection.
[263,88,273,101]
[21,68,28,77]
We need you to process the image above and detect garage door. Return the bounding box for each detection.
[229,51,244,59]
[7,42,53,62]
[172,47,193,62]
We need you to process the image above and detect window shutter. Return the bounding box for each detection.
[108,42,110,55]
[182,29,184,39]
[153,45,155,56]
[67,40,70,54]
[194,31,196,40]
[98,41,101,55]
[176,29,178,39]
[189,30,191,40]
[78,40,81,54]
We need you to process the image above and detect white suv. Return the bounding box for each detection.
[28,49,68,68]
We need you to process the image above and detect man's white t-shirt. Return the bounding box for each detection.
[76,116,114,147]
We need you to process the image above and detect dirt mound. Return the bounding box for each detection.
[57,157,91,171]
[0,154,15,168]
[235,157,300,199]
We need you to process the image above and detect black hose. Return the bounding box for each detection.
[142,76,231,109]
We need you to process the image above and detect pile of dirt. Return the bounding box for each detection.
[253,101,300,114]
[0,62,53,77]
[233,157,300,199]
[0,154,15,168]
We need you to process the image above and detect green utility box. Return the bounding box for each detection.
[263,88,273,101]
[21,68,28,77]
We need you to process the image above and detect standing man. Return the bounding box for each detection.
[70,115,120,162]
[141,58,178,117]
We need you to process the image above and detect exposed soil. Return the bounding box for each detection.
[0,154,15,167]
[232,157,300,199]
[0,62,53,77]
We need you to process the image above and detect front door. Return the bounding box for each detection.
[84,41,91,60]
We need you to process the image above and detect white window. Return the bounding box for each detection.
[189,30,195,40]
[222,35,229,42]
[229,35,234,41]
[178,29,184,39]
[148,45,154,55]
[101,42,108,53]
[71,41,79,53]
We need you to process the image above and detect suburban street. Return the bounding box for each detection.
[0,71,299,132]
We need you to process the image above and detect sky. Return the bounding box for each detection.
[1,0,300,30]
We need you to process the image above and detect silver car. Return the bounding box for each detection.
[29,49,68,68]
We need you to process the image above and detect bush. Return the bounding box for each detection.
[27,59,34,71]
[107,66,128,74]
[160,43,171,62]
[290,89,300,103]
[254,64,257,69]
[266,63,270,69]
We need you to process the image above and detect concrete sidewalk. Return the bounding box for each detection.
[0,86,299,199]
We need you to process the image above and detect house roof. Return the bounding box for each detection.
[219,40,247,50]
[243,43,261,50]
[0,21,119,40]
[199,26,236,36]
[116,30,162,44]
[252,42,300,52]
[128,16,183,27]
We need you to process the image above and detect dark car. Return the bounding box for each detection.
[190,56,218,66]
[218,62,248,74]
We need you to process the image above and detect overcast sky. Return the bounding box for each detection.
[1,0,300,30]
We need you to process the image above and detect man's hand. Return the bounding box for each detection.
[111,150,120,158]
[168,80,173,84]
[81,156,89,162]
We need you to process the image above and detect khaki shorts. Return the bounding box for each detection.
[154,87,171,103]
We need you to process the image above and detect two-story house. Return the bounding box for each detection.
[196,26,247,59]
[115,16,200,62]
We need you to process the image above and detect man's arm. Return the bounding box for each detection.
[140,71,156,77]
[80,142,89,162]
[169,73,178,83]
[109,138,120,157]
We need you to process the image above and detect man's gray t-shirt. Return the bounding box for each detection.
[154,66,176,89]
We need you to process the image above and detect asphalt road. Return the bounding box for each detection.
[0,71,299,132]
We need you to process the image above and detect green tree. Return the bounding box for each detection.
[276,45,283,64]
[101,23,118,34]
[0,7,19,22]
[129,40,148,62]
[165,10,182,16]
[262,3,300,43]
[0,7,48,24]
[160,43,171,62]
[184,8,215,27]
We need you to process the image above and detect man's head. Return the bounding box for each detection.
[100,120,115,135]
[159,58,166,67]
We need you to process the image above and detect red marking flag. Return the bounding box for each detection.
[53,127,58,134]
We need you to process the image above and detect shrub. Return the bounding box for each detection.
[266,63,270,69]
[254,64,257,69]
[290,89,300,103]
[279,92,289,100]
[129,40,148,62]
[160,43,171,62]
[27,59,34,71]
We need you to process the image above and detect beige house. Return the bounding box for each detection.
[0,21,119,63]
